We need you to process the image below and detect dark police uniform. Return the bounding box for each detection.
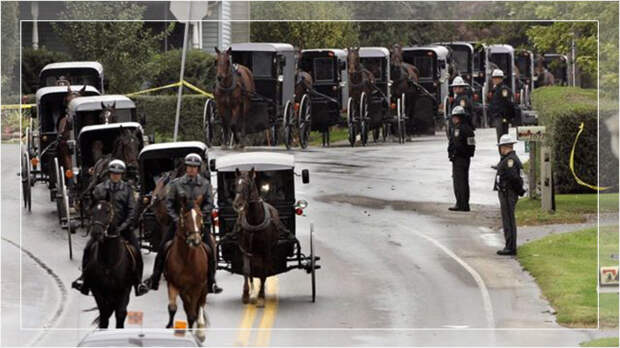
[489,83,515,142]
[448,120,476,211]
[147,173,215,290]
[493,151,526,253]
[448,93,475,129]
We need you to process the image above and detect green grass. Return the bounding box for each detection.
[600,225,620,268]
[518,226,619,328]
[580,337,619,347]
[309,126,349,146]
[515,193,619,226]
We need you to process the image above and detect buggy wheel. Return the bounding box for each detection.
[299,94,311,149]
[60,165,73,259]
[283,100,293,150]
[360,92,369,146]
[310,223,316,303]
[203,99,215,147]
[347,97,356,147]
[21,152,32,212]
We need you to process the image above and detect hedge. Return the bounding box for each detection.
[20,47,71,94]
[531,87,618,194]
[132,95,278,146]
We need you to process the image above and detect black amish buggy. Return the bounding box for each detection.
[299,49,349,147]
[211,152,319,302]
[21,85,100,211]
[203,43,296,147]
[136,141,209,251]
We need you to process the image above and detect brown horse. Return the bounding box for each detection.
[534,56,555,87]
[214,47,255,149]
[347,47,376,106]
[390,44,420,99]
[164,196,210,341]
[99,102,119,124]
[57,85,87,176]
[233,168,285,308]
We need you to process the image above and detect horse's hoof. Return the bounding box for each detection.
[242,295,250,304]
[166,323,173,329]
[256,298,265,308]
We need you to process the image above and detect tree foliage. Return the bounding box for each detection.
[20,47,72,94]
[52,2,174,93]
[1,1,19,100]
[250,2,358,48]
[145,49,216,93]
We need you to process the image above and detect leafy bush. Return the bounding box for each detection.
[532,87,618,193]
[20,47,71,94]
[144,49,216,94]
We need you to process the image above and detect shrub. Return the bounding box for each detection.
[531,87,618,193]
[20,47,71,94]
[144,49,216,94]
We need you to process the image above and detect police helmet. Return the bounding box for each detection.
[450,76,468,87]
[497,134,518,146]
[451,106,467,117]
[184,153,203,167]
[108,159,126,174]
[491,69,505,78]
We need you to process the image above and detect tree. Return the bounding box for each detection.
[250,2,358,49]
[1,2,19,101]
[52,2,174,93]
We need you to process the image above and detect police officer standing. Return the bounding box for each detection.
[72,160,148,296]
[448,106,475,212]
[448,76,474,129]
[494,135,526,255]
[144,153,222,294]
[488,69,515,143]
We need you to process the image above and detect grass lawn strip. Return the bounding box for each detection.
[516,193,618,226]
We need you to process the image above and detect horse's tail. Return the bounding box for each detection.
[91,315,100,326]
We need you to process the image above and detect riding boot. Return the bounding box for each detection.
[72,244,91,295]
[207,256,223,294]
[145,251,165,291]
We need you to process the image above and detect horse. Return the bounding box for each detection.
[214,47,256,149]
[347,47,376,143]
[164,195,210,341]
[56,85,87,177]
[534,56,555,87]
[233,168,286,308]
[99,102,119,124]
[84,199,142,329]
[390,44,420,136]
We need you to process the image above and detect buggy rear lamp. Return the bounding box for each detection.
[211,209,219,226]
[515,92,520,100]
[427,51,433,56]
[294,103,300,111]
[65,169,74,179]
[142,196,150,205]
[328,52,334,57]
[295,208,304,216]
[390,103,397,110]
[332,86,338,91]
[479,72,484,77]
[473,93,479,101]
[278,75,284,82]
[42,135,48,142]
[31,157,39,167]
[433,82,438,87]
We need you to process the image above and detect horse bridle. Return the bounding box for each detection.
[216,55,239,93]
[178,206,203,246]
[90,201,117,239]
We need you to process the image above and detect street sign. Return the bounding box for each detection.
[517,126,546,142]
[127,311,143,325]
[600,266,619,286]
[169,1,208,23]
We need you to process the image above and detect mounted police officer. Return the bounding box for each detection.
[448,106,475,212]
[488,69,515,143]
[494,135,526,255]
[143,153,222,294]
[72,160,148,296]
[448,76,474,129]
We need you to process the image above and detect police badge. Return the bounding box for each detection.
[508,159,514,167]
[455,129,460,137]
[460,99,466,107]
[502,89,509,97]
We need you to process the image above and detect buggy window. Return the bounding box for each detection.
[360,57,384,82]
[252,52,273,78]
[219,170,294,206]
[489,53,511,77]
[451,48,471,74]
[473,49,485,72]
[515,56,530,79]
[313,58,334,82]
[410,56,434,78]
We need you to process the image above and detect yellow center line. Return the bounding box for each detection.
[254,277,279,346]
[235,280,259,346]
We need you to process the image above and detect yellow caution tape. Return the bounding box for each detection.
[1,104,35,110]
[181,80,213,98]
[126,81,183,97]
[569,122,610,191]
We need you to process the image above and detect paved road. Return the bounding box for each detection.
[1,128,609,346]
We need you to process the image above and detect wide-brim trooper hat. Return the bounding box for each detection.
[184,153,203,167]
[108,159,126,174]
[450,76,469,87]
[450,105,467,117]
[491,69,505,78]
[497,134,518,146]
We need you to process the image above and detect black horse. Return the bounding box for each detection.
[84,200,142,328]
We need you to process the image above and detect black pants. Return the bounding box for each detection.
[498,189,518,251]
[495,117,509,142]
[451,157,471,209]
